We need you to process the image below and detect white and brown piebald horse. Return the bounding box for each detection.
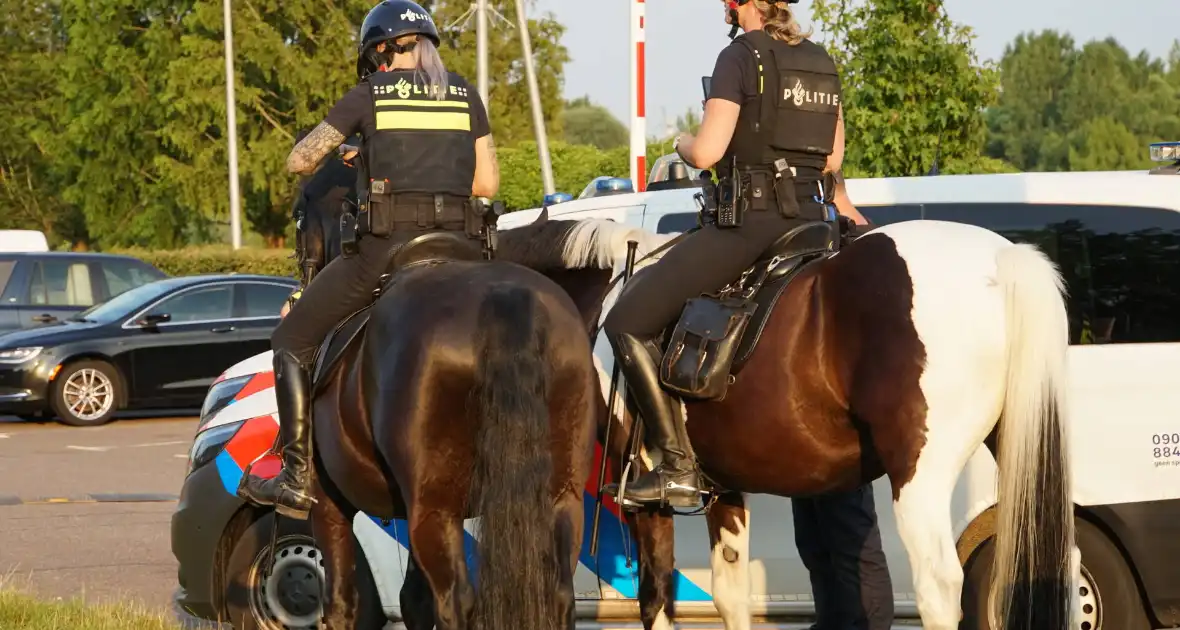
[497,216,1080,630]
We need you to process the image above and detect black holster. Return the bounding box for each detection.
[340,211,359,257]
[821,170,838,204]
[358,193,394,237]
[466,198,506,259]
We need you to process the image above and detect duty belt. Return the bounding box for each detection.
[718,175,825,206]
[360,190,469,234]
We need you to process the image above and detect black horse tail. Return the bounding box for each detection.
[470,284,558,630]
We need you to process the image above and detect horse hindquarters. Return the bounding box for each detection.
[468,285,561,630]
[990,244,1076,630]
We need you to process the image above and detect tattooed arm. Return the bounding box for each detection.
[472,133,500,198]
[286,122,346,175]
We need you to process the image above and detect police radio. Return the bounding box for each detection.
[716,156,745,228]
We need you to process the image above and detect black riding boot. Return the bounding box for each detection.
[237,350,316,520]
[609,332,702,508]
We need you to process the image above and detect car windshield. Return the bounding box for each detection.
[72,279,187,323]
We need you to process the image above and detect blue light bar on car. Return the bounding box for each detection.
[597,177,634,192]
[544,192,573,205]
[1149,141,1180,162]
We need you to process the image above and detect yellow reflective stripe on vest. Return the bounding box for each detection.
[375,110,471,131]
[374,98,471,131]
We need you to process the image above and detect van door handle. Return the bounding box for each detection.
[210,325,235,333]
[31,314,57,323]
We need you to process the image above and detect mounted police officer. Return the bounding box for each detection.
[237,0,499,520]
[603,0,846,509]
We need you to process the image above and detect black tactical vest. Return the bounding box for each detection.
[362,70,477,197]
[723,31,842,179]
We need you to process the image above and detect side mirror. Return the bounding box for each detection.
[139,313,172,327]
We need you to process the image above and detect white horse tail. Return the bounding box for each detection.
[990,243,1076,630]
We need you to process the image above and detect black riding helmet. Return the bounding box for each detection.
[356,0,441,79]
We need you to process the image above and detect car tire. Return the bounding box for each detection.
[224,513,324,630]
[961,517,1150,630]
[50,360,123,427]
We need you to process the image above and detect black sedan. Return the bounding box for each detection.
[0,274,298,426]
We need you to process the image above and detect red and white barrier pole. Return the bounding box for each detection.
[630,0,647,191]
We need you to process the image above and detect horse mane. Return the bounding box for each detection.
[497,217,674,272]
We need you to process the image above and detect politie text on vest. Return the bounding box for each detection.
[784,78,840,108]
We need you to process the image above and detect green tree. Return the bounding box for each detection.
[0,0,88,248]
[671,108,701,136]
[428,0,569,146]
[811,0,1002,177]
[986,32,1180,172]
[1169,42,1180,90]
[49,0,196,249]
[984,30,1076,171]
[1067,117,1147,171]
[498,141,682,210]
[560,96,627,149]
[159,0,371,247]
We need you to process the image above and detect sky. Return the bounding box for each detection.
[527,0,1180,134]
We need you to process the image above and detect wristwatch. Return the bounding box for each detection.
[673,134,684,152]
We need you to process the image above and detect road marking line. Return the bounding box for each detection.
[66,445,112,452]
[0,493,180,506]
[127,440,188,448]
[174,454,189,459]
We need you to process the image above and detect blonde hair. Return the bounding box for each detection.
[388,34,450,101]
[753,0,811,45]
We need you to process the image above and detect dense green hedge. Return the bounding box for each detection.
[112,246,298,278]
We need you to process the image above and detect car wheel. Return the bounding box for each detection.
[224,513,324,630]
[961,517,1150,630]
[50,360,122,427]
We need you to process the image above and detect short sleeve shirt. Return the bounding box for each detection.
[708,42,759,108]
[322,73,492,141]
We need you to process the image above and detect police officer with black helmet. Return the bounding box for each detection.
[237,0,498,520]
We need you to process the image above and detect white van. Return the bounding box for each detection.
[493,144,1180,627]
[0,230,50,253]
[181,144,1180,629]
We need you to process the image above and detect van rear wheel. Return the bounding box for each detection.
[960,517,1149,629]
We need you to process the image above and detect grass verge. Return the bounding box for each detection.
[0,587,181,630]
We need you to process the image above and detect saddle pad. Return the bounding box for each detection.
[731,255,825,373]
[311,306,372,392]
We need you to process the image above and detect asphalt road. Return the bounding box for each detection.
[0,416,920,630]
[0,416,194,614]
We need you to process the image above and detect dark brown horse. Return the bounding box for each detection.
[494,216,1077,630]
[292,208,604,630]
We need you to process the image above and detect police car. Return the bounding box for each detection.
[172,143,1180,629]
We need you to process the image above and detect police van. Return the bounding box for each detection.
[175,143,1180,628]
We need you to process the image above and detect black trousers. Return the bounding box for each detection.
[272,227,462,365]
[793,484,895,630]
[602,208,817,338]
